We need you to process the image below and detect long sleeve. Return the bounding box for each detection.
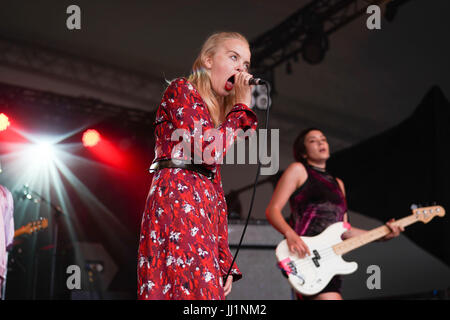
[154,78,257,166]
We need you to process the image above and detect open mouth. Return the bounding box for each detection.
[225,75,235,91]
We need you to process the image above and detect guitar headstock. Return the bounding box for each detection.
[23,218,49,235]
[413,205,445,224]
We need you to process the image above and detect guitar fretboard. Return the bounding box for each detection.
[333,214,417,256]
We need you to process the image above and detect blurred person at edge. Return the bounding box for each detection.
[0,182,14,300]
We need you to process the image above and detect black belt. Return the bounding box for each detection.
[149,159,215,180]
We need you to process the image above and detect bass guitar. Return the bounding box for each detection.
[275,205,445,296]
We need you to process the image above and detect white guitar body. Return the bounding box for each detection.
[276,222,357,296]
[275,206,445,296]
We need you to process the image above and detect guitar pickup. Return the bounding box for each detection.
[312,249,321,267]
[312,257,320,267]
[313,250,321,259]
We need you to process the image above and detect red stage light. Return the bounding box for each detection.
[82,129,101,147]
[0,113,10,131]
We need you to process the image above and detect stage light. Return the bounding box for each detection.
[1,130,131,268]
[0,113,10,131]
[82,129,101,147]
[302,33,329,65]
[34,142,54,162]
[26,141,57,171]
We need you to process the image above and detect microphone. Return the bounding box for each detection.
[248,78,267,85]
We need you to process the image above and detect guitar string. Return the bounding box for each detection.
[288,247,340,271]
[291,241,361,271]
[282,247,332,272]
[293,241,363,269]
[286,215,434,278]
[287,231,389,271]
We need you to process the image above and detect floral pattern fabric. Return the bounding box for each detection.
[137,78,257,300]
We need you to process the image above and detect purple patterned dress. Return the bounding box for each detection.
[288,164,347,296]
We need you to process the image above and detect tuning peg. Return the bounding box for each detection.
[410,203,418,210]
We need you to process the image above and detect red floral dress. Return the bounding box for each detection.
[137,78,257,300]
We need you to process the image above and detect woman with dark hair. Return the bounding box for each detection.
[266,128,403,300]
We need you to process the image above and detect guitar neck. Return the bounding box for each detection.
[333,214,417,256]
[14,228,26,238]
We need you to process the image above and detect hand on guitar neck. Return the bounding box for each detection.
[341,217,404,242]
[287,216,404,259]
[379,218,405,241]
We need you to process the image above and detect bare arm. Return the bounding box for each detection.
[266,162,311,257]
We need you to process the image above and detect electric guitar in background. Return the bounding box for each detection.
[276,205,445,296]
[14,218,48,238]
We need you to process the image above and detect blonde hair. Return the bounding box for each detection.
[187,32,249,127]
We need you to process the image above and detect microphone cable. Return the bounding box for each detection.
[225,82,271,284]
